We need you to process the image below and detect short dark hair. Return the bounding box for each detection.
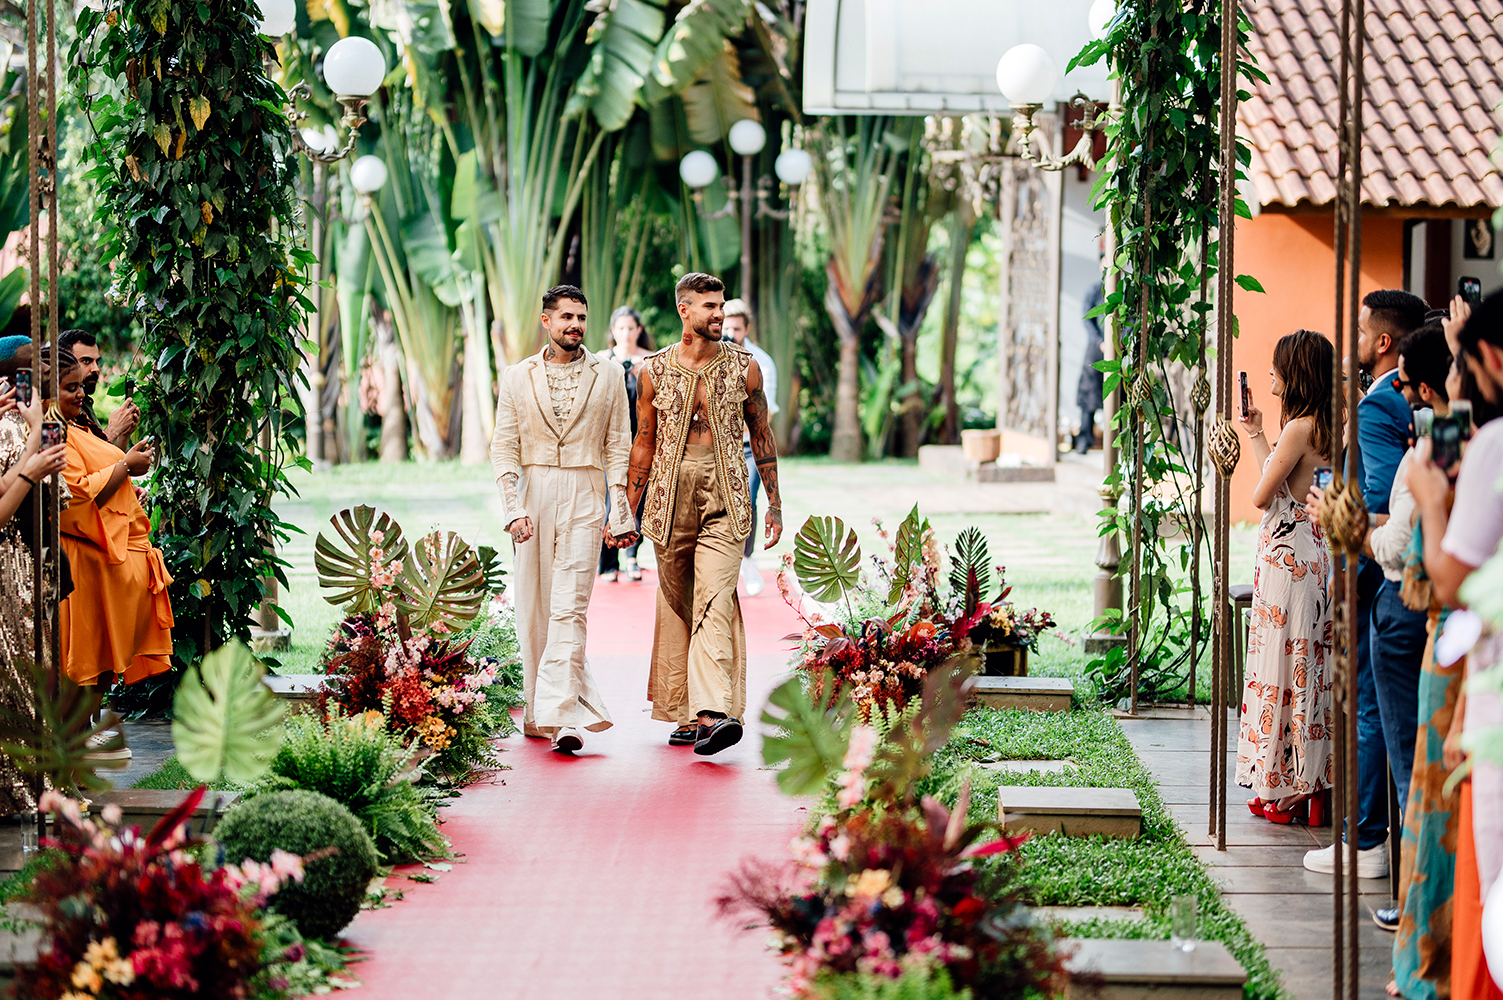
[1362,290,1427,341]
[1396,322,1451,402]
[541,285,587,312]
[57,329,96,354]
[1460,289,1503,354]
[675,272,724,303]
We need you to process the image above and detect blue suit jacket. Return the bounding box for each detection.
[1356,375,1411,516]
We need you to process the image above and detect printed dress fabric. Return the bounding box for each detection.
[1236,478,1334,798]
[1395,607,1460,1000]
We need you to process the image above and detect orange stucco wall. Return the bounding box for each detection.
[1228,213,1407,524]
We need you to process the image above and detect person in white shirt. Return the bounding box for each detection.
[722,299,778,597]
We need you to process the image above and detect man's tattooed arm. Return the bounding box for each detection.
[626,368,658,516]
[744,361,783,548]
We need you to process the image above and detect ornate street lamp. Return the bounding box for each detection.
[255,6,387,165]
[679,123,811,308]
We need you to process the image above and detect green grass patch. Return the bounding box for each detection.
[131,755,244,792]
[918,707,1284,1000]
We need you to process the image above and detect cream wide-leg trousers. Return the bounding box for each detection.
[512,465,613,736]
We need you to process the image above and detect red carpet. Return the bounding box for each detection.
[341,568,805,999]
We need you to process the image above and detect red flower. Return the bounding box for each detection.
[951,896,986,924]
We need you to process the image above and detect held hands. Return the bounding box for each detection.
[19,443,65,482]
[763,507,783,550]
[1239,401,1264,439]
[123,440,154,476]
[602,526,640,549]
[507,516,535,545]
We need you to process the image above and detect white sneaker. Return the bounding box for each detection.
[741,557,764,596]
[552,728,582,754]
[85,731,131,761]
[1303,841,1388,879]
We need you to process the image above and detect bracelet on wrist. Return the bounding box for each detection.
[18,473,34,486]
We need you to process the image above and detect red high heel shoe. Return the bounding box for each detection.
[1263,790,1330,826]
[1247,798,1268,817]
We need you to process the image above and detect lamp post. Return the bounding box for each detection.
[679,125,812,310]
[995,7,1125,657]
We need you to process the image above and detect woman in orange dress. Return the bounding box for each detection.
[53,349,173,685]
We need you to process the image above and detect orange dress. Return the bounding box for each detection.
[58,424,174,685]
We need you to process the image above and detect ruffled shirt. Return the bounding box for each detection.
[545,354,587,428]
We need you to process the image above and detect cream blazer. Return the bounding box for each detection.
[490,349,633,528]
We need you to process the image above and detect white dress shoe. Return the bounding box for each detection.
[741,557,764,596]
[1303,840,1389,879]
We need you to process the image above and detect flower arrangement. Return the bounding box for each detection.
[14,789,314,1000]
[782,509,1055,717]
[728,662,1065,997]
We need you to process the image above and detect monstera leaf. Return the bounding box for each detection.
[886,504,926,606]
[948,527,990,618]
[172,642,285,786]
[394,530,486,631]
[794,515,862,606]
[0,657,120,796]
[761,673,852,796]
[314,505,409,614]
[476,545,507,598]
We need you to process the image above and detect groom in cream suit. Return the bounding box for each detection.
[490,285,637,753]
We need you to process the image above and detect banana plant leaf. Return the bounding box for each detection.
[948,526,990,619]
[679,41,758,145]
[760,673,851,796]
[643,0,751,101]
[504,0,557,55]
[314,505,410,614]
[395,529,486,631]
[886,504,925,606]
[172,642,286,786]
[793,515,862,606]
[0,658,120,796]
[564,0,666,130]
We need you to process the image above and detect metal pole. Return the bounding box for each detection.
[741,154,754,310]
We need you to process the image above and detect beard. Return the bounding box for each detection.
[82,373,99,400]
[691,316,719,341]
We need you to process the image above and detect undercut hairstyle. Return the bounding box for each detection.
[1460,289,1503,353]
[1362,289,1427,340]
[1272,329,1334,461]
[1396,322,1452,403]
[58,329,96,355]
[675,272,724,302]
[541,285,587,312]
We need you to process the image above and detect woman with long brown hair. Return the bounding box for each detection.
[1236,329,1336,824]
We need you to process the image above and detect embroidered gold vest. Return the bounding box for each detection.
[640,342,753,544]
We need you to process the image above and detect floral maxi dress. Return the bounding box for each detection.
[1235,477,1334,798]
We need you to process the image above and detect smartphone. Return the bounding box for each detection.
[1460,276,1483,305]
[1453,399,1474,441]
[1432,415,1463,470]
[14,369,30,407]
[1313,466,1334,491]
[1238,370,1250,419]
[1413,407,1435,439]
[39,420,64,449]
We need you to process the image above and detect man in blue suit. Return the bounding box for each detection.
[1304,290,1426,886]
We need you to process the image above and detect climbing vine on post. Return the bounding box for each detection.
[70,0,311,669]
[1070,0,1264,704]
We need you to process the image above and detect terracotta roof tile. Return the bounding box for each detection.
[1240,0,1503,210]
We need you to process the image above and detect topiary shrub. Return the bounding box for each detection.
[214,790,378,940]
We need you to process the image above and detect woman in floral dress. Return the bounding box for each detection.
[1236,329,1335,824]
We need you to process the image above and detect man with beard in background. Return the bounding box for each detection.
[58,329,137,449]
[628,272,783,756]
[490,285,637,754]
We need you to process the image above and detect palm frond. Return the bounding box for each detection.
[0,658,117,796]
[947,526,989,618]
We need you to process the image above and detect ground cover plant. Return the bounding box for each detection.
[920,707,1283,1000]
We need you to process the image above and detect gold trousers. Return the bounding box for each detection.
[513,465,613,736]
[647,445,747,724]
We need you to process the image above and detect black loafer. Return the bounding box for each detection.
[1374,906,1399,932]
[668,726,697,746]
[693,718,743,756]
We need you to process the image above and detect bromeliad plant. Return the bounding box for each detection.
[783,508,1055,718]
[722,659,1065,997]
[315,505,509,778]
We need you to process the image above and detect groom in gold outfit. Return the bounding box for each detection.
[627,272,783,755]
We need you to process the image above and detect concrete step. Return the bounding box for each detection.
[264,673,330,715]
[93,789,241,837]
[970,675,1074,712]
[998,785,1142,839]
[978,758,1076,776]
[1060,937,1247,999]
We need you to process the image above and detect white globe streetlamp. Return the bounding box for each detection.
[1088,0,1117,40]
[255,0,296,37]
[995,43,1059,108]
[323,36,387,97]
[678,150,719,190]
[727,119,767,157]
[349,155,388,196]
[774,148,813,187]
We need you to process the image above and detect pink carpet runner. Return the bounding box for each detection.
[342,568,804,998]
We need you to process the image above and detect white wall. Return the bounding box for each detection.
[1058,168,1105,435]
